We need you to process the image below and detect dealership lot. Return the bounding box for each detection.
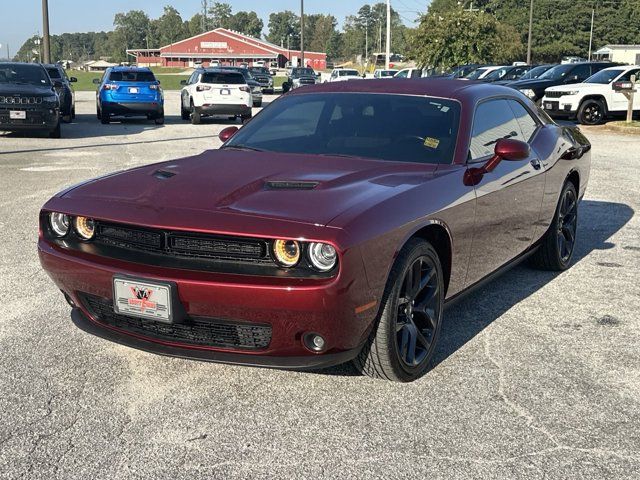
[1,91,639,479]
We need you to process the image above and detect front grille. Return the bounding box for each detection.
[0,96,44,105]
[95,221,268,263]
[298,78,315,85]
[544,91,565,98]
[81,293,272,350]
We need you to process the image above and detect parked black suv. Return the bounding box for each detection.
[0,62,61,138]
[509,62,619,103]
[248,66,274,94]
[43,63,76,123]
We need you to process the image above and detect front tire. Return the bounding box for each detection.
[530,181,578,271]
[577,99,605,125]
[354,239,444,382]
[49,121,61,138]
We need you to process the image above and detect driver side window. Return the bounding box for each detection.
[469,99,526,161]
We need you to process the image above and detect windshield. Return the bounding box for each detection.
[225,93,460,165]
[379,70,396,77]
[465,68,490,80]
[483,68,510,81]
[585,68,625,84]
[293,68,315,76]
[0,64,51,86]
[45,67,62,79]
[339,70,359,76]
[202,72,245,84]
[109,71,156,82]
[538,64,574,80]
[519,65,552,80]
[249,67,269,75]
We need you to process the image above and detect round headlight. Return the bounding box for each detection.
[308,242,337,272]
[49,212,70,237]
[273,239,301,267]
[74,216,95,240]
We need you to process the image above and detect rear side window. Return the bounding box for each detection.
[201,72,245,84]
[109,71,156,82]
[469,99,526,160]
[570,64,591,81]
[619,68,640,81]
[508,100,539,142]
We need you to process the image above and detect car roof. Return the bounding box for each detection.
[110,66,152,72]
[288,77,521,103]
[0,62,44,68]
[600,64,639,71]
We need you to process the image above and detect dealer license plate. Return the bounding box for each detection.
[10,111,26,120]
[220,88,231,95]
[544,102,554,110]
[128,87,139,94]
[113,276,172,323]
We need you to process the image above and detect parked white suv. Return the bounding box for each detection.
[180,68,252,125]
[326,69,362,82]
[541,65,640,125]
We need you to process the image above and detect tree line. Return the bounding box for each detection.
[15,0,640,68]
[14,2,409,65]
[413,0,640,69]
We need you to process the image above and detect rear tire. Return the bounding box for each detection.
[181,105,190,120]
[241,113,252,123]
[353,239,444,382]
[96,107,101,120]
[100,111,110,124]
[154,109,165,125]
[577,99,605,125]
[530,181,578,271]
[253,100,262,108]
[62,113,72,123]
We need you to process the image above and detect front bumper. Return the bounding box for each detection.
[196,104,252,116]
[541,98,577,118]
[39,238,376,368]
[101,101,163,116]
[0,106,59,131]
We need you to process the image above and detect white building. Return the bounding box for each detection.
[594,45,640,65]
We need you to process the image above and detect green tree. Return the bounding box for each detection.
[186,13,207,36]
[267,11,300,49]
[155,6,186,46]
[306,14,341,59]
[110,10,151,62]
[209,2,232,29]
[410,7,523,69]
[227,11,264,37]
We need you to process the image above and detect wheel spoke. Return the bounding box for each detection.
[403,323,418,365]
[562,225,575,244]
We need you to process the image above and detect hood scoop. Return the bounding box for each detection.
[153,169,176,180]
[264,180,319,190]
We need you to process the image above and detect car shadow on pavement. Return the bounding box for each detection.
[317,200,634,378]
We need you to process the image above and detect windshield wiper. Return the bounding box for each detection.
[221,145,266,152]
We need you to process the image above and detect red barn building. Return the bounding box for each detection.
[127,28,327,70]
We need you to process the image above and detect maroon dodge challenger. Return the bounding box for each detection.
[39,79,591,382]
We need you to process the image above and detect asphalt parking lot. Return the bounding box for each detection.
[0,91,639,479]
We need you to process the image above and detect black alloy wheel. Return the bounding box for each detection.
[578,99,605,125]
[354,239,444,382]
[530,181,579,271]
[556,185,578,264]
[395,255,440,367]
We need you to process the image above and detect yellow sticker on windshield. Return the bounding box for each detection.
[424,137,440,149]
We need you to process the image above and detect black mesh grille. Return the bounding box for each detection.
[544,91,564,98]
[94,221,268,262]
[81,293,271,350]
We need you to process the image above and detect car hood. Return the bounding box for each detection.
[59,150,439,228]
[0,83,55,96]
[509,78,561,90]
[545,82,603,92]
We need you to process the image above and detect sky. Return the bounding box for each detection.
[0,0,429,58]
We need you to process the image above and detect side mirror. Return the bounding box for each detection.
[464,138,530,186]
[157,80,161,85]
[69,77,77,83]
[180,80,187,86]
[92,78,101,85]
[485,138,530,171]
[219,126,239,142]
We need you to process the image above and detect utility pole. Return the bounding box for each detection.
[365,19,368,67]
[526,0,534,64]
[202,0,208,33]
[42,0,51,63]
[588,7,595,61]
[300,0,305,68]
[385,0,391,69]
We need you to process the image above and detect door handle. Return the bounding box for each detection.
[530,158,542,170]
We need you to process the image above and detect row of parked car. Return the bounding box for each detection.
[1,60,638,138]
